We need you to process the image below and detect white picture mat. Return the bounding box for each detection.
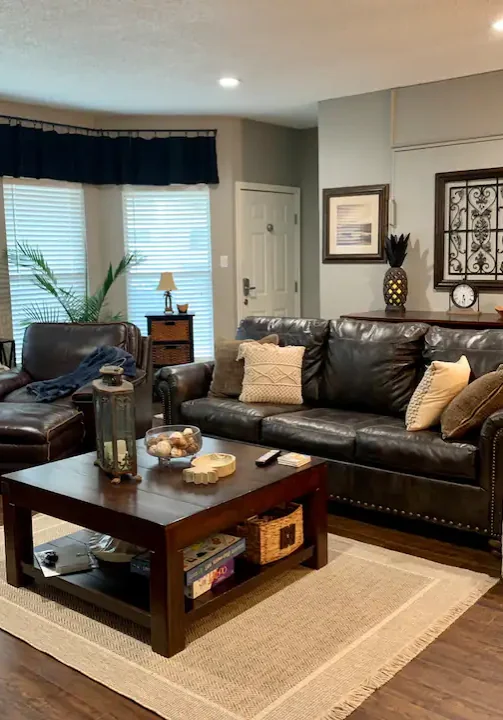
[329,194,380,255]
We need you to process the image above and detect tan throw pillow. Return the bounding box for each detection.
[209,334,279,398]
[406,355,471,432]
[441,364,503,439]
[238,343,305,405]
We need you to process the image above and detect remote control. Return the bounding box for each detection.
[255,449,282,467]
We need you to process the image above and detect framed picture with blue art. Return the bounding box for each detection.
[322,184,389,263]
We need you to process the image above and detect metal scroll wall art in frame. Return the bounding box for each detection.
[434,167,503,291]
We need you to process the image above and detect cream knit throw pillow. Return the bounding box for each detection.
[238,342,305,404]
[406,355,471,431]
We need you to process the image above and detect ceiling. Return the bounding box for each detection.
[2,0,503,127]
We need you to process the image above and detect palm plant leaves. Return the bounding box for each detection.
[21,303,61,326]
[9,242,143,326]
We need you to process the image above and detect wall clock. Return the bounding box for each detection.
[449,281,480,313]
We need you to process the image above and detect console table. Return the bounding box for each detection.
[342,310,503,330]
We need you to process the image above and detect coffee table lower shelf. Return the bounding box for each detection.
[21,543,315,629]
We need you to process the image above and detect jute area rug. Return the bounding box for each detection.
[0,515,497,720]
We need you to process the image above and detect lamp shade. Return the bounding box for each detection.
[156,272,177,292]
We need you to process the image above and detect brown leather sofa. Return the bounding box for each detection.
[155,316,503,547]
[0,322,152,472]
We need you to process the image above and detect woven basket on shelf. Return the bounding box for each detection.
[234,503,304,565]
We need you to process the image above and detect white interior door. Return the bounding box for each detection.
[237,187,299,320]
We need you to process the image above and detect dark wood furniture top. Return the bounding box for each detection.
[342,309,503,330]
[1,437,327,657]
[146,312,195,369]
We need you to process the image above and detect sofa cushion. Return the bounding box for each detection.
[238,343,305,405]
[235,317,330,404]
[321,319,429,416]
[261,408,389,462]
[209,334,279,398]
[355,418,478,484]
[405,355,471,431]
[180,397,304,443]
[424,326,503,379]
[442,365,503,439]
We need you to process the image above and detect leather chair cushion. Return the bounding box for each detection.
[354,417,478,484]
[425,326,503,379]
[22,322,138,381]
[180,397,305,443]
[321,319,429,416]
[235,317,330,404]
[4,386,74,406]
[0,404,84,446]
[261,408,389,462]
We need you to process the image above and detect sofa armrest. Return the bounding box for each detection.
[0,371,31,400]
[155,362,214,424]
[479,410,503,539]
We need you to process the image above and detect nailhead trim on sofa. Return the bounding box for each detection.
[330,495,489,535]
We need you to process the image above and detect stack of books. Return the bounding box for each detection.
[131,533,246,599]
[277,452,311,468]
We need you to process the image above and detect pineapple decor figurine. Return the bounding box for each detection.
[383,233,410,311]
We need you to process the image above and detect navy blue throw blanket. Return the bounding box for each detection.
[26,346,136,403]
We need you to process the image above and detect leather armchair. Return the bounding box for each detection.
[1,322,152,443]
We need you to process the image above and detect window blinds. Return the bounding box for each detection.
[3,180,87,352]
[123,187,214,359]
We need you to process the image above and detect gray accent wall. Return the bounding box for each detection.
[318,70,503,319]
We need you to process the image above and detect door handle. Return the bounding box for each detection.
[243,278,256,297]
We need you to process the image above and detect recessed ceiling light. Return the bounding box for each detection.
[492,18,503,31]
[219,77,240,89]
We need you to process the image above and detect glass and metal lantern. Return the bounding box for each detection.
[92,365,141,484]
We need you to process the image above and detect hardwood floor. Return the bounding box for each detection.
[0,513,502,719]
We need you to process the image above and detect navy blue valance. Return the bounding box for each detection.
[0,121,219,186]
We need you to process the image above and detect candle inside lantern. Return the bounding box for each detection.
[104,439,128,465]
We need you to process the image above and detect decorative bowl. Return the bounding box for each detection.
[145,425,202,464]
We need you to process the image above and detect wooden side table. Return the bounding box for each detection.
[146,313,194,371]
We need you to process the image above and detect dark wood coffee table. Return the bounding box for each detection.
[1,437,327,657]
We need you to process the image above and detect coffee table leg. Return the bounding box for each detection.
[150,537,185,657]
[3,498,33,587]
[302,466,328,570]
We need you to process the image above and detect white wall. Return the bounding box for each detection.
[318,70,503,318]
[318,91,391,318]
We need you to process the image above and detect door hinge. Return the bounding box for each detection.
[294,281,299,293]
[294,213,298,225]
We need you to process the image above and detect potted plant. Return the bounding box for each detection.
[383,233,410,311]
[9,242,142,325]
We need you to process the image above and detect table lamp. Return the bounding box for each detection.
[156,272,178,314]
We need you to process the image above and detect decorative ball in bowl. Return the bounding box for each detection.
[145,425,202,464]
